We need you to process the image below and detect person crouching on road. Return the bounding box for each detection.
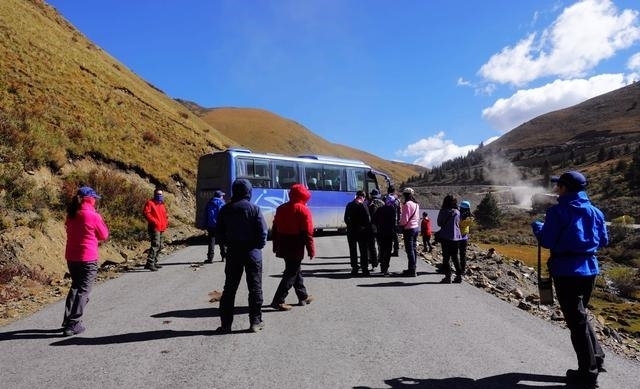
[398,188,420,277]
[270,184,315,311]
[531,171,608,388]
[437,195,462,284]
[143,187,169,271]
[215,179,268,333]
[62,186,109,336]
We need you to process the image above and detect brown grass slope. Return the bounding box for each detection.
[486,82,640,152]
[0,0,235,190]
[196,106,425,184]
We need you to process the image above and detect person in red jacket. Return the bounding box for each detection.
[143,187,169,271]
[270,184,315,311]
[420,211,433,253]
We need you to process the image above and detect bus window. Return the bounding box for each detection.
[305,166,322,190]
[274,160,298,189]
[236,158,272,188]
[346,168,366,192]
[322,165,344,191]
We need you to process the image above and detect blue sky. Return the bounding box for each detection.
[47,0,640,168]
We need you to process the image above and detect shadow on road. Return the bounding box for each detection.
[0,328,64,341]
[49,329,226,345]
[354,373,569,389]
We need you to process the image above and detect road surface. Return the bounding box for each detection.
[1,235,638,389]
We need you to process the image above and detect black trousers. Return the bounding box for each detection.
[271,257,308,305]
[63,261,98,327]
[553,275,604,374]
[347,230,369,272]
[206,227,226,261]
[378,233,393,272]
[441,239,461,278]
[219,249,263,327]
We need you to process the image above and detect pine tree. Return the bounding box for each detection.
[475,192,502,228]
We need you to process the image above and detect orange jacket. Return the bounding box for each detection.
[143,199,168,232]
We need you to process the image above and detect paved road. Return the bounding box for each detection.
[1,235,638,389]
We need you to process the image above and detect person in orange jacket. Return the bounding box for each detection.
[143,187,169,271]
[420,211,433,253]
[270,184,315,310]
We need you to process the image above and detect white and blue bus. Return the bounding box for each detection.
[195,148,390,232]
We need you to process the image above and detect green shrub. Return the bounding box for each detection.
[606,266,638,298]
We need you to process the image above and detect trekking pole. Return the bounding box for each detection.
[537,242,554,305]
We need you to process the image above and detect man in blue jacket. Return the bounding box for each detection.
[215,179,268,333]
[531,171,608,388]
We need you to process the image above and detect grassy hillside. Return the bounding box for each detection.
[191,106,425,184]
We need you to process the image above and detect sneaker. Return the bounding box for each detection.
[63,322,85,336]
[249,321,264,333]
[154,263,163,269]
[214,326,231,334]
[439,277,452,284]
[453,276,462,283]
[401,269,416,277]
[565,369,598,387]
[144,263,158,271]
[299,295,315,306]
[203,259,213,264]
[271,303,293,311]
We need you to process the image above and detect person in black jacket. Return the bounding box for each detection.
[344,190,371,276]
[215,179,268,333]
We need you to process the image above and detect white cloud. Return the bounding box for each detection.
[481,73,632,132]
[396,132,478,168]
[479,0,640,86]
[628,52,640,70]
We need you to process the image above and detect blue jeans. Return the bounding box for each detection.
[402,228,419,271]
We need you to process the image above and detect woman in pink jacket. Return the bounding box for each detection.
[62,186,109,336]
[399,187,420,277]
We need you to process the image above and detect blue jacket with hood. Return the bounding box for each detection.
[531,190,608,277]
[216,179,267,258]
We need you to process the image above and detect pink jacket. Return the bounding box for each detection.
[399,200,420,230]
[65,199,109,262]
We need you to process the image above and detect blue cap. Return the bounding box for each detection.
[77,186,101,199]
[460,200,471,209]
[551,171,587,191]
[214,190,225,198]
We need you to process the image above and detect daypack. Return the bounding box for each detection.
[205,198,224,228]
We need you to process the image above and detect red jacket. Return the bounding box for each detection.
[143,199,169,232]
[420,217,432,237]
[272,184,315,260]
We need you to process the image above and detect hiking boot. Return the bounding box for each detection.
[453,275,463,283]
[63,322,85,337]
[299,295,315,306]
[154,263,163,269]
[362,270,371,276]
[144,263,158,271]
[565,369,598,388]
[271,303,293,311]
[214,326,231,334]
[203,258,213,264]
[401,269,416,277]
[350,269,359,275]
[249,321,265,333]
[439,276,452,284]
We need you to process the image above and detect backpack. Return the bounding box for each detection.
[206,198,223,229]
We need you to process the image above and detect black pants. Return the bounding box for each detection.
[422,234,433,252]
[392,230,399,254]
[206,228,226,261]
[441,239,461,278]
[271,258,308,305]
[347,230,369,272]
[378,233,393,272]
[368,232,379,267]
[458,239,468,273]
[553,275,604,374]
[219,249,263,327]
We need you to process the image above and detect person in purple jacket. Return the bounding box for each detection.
[62,186,109,336]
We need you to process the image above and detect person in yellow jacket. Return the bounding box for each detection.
[459,200,475,276]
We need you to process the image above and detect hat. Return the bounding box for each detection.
[370,189,381,198]
[402,187,414,195]
[214,190,225,198]
[460,200,471,209]
[551,171,587,191]
[77,186,101,199]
